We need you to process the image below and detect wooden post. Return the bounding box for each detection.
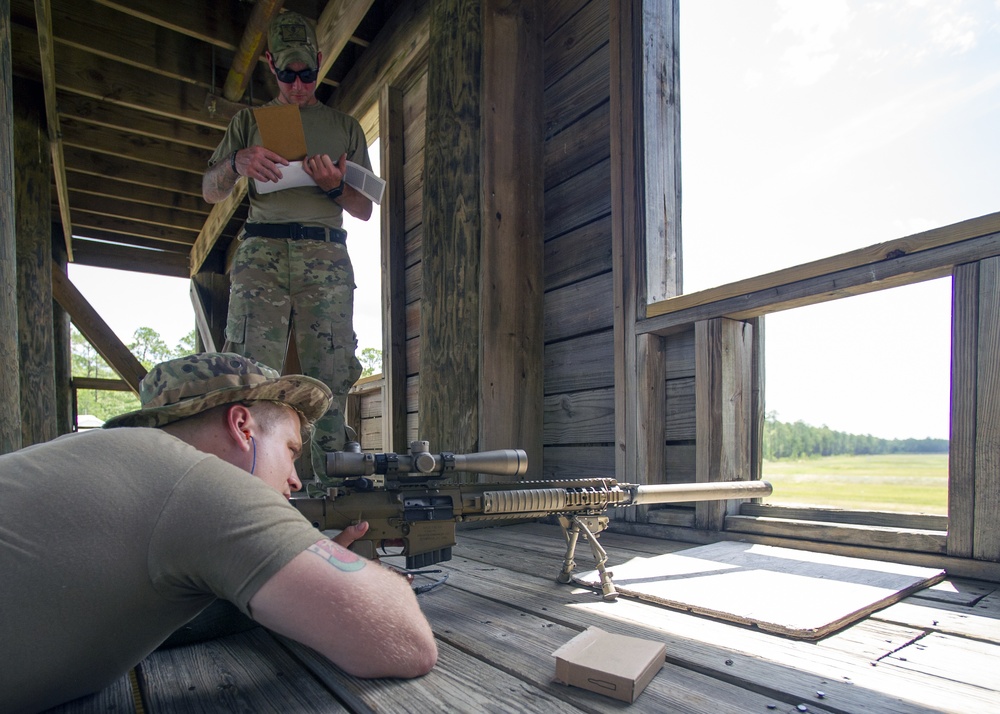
[610,0,682,482]
[948,261,978,558]
[52,228,73,436]
[0,2,23,454]
[380,84,409,453]
[694,317,753,531]
[479,0,543,474]
[419,0,482,455]
[972,256,1000,561]
[14,77,57,446]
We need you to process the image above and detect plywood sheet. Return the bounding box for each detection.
[574,542,945,639]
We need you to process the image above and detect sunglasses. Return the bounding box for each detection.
[274,65,319,84]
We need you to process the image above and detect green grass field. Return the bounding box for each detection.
[761,453,948,515]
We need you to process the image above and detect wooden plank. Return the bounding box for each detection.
[91,0,247,50]
[973,255,1000,561]
[724,515,948,555]
[71,211,198,246]
[647,212,1000,318]
[415,579,825,714]
[543,273,614,342]
[739,504,947,532]
[948,262,978,557]
[60,118,209,174]
[883,632,1000,693]
[281,636,587,714]
[137,628,344,712]
[69,192,206,232]
[66,172,208,216]
[543,387,614,444]
[221,0,281,103]
[442,536,979,714]
[543,331,614,394]
[543,214,612,290]
[665,375,695,440]
[873,588,1000,643]
[544,0,608,89]
[544,157,611,239]
[543,40,609,139]
[61,145,205,197]
[479,0,544,474]
[542,444,615,479]
[51,269,146,393]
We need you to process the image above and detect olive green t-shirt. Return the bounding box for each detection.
[209,100,372,229]
[0,428,322,714]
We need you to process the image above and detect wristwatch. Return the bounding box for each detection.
[326,179,345,201]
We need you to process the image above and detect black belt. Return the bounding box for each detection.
[242,223,347,244]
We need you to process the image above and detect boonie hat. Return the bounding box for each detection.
[103,352,332,429]
[268,11,319,70]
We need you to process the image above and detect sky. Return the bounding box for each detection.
[678,0,1000,439]
[69,1,999,441]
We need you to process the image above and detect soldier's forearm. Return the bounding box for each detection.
[202,157,238,204]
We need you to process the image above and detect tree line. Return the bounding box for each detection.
[763,412,948,460]
[73,327,384,423]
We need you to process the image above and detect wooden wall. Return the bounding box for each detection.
[541,0,617,479]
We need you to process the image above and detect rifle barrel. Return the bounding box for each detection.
[629,480,772,505]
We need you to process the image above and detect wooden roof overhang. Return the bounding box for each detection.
[9,0,400,280]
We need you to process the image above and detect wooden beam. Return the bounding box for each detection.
[694,318,753,532]
[33,0,73,260]
[380,83,408,452]
[315,0,377,88]
[70,241,191,279]
[330,0,431,120]
[189,272,230,353]
[69,192,207,233]
[60,118,210,175]
[51,270,146,394]
[973,255,1000,562]
[947,262,977,558]
[610,0,643,480]
[639,230,1000,335]
[91,0,247,50]
[222,0,283,103]
[14,75,57,447]
[479,0,544,475]
[189,180,248,275]
[1,1,24,453]
[62,145,205,197]
[70,211,199,246]
[418,0,482,456]
[65,172,209,215]
[648,211,1000,319]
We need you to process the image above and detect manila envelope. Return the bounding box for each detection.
[253,104,308,160]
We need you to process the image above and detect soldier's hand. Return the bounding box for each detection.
[236,146,289,183]
[331,521,370,549]
[302,152,348,193]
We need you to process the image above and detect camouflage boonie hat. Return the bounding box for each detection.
[268,11,319,70]
[103,352,332,429]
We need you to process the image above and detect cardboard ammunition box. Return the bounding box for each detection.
[552,626,666,703]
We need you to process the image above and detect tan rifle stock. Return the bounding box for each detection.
[291,441,772,600]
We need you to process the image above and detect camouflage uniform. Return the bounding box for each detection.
[226,236,362,454]
[207,94,371,460]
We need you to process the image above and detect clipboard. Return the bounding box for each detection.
[253,104,307,160]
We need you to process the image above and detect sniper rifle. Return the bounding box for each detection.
[291,440,772,600]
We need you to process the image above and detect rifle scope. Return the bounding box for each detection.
[326,441,528,478]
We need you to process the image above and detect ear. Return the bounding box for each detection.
[316,51,323,68]
[224,404,255,451]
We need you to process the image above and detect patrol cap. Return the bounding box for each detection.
[268,11,319,70]
[103,352,332,429]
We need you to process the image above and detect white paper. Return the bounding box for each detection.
[254,160,385,204]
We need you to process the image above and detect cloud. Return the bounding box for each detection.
[771,0,854,85]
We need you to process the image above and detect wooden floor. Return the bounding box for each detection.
[48,523,1000,714]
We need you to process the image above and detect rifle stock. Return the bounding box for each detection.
[291,441,772,599]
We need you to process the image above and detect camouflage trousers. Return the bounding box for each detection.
[225,235,362,456]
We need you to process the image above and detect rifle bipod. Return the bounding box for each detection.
[556,514,618,601]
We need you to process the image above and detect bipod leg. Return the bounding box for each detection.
[573,515,617,601]
[556,515,580,584]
